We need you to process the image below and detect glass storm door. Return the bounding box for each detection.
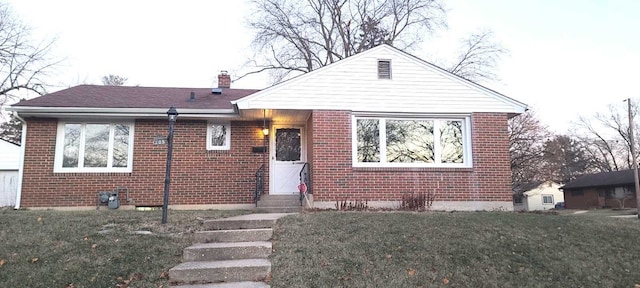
[270,125,305,195]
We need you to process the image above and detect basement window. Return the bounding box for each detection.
[378,60,391,79]
[54,121,134,172]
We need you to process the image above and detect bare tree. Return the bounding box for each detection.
[101,74,128,86]
[0,2,59,108]
[508,110,551,188]
[542,135,592,183]
[244,0,507,84]
[447,29,507,83]
[572,116,622,172]
[244,0,447,82]
[0,112,21,144]
[571,99,640,172]
[612,188,633,209]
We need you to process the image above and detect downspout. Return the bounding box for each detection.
[14,113,26,210]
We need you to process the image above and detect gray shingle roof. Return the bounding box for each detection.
[561,169,637,190]
[513,181,545,194]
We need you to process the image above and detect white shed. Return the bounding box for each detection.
[514,181,564,211]
[0,139,20,207]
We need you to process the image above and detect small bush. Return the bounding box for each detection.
[335,199,369,211]
[400,191,434,211]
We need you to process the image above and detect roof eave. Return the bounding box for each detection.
[561,183,635,190]
[7,106,238,119]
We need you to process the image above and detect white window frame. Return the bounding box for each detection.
[542,194,554,205]
[54,121,135,173]
[351,115,472,168]
[206,121,231,150]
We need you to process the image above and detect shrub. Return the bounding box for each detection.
[399,191,434,211]
[335,199,369,211]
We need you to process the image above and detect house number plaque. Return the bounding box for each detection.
[154,136,167,145]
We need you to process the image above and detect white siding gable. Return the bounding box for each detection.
[234,45,527,114]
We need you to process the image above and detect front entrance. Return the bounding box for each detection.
[270,125,306,195]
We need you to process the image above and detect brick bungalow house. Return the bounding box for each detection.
[562,169,638,209]
[8,44,527,210]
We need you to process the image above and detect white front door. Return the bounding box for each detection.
[270,125,305,195]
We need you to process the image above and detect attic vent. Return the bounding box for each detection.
[211,88,222,94]
[378,60,391,79]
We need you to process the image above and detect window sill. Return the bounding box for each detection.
[206,147,230,151]
[353,166,474,172]
[52,171,133,176]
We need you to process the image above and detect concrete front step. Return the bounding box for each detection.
[193,228,273,243]
[203,219,277,231]
[256,206,302,213]
[171,281,269,288]
[184,242,272,261]
[169,259,271,284]
[203,213,292,230]
[257,196,301,208]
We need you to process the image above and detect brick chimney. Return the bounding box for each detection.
[218,70,231,88]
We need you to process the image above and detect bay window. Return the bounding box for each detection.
[353,116,471,167]
[55,122,134,172]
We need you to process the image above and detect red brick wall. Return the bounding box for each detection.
[21,118,268,207]
[21,111,513,207]
[564,189,600,209]
[309,111,512,202]
[564,188,638,209]
[306,113,315,193]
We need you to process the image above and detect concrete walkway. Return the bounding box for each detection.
[214,213,295,221]
[169,213,295,287]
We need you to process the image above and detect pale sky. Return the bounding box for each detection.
[5,0,640,132]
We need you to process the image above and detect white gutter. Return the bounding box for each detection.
[11,112,239,119]
[14,113,26,210]
[6,106,239,119]
[7,106,236,114]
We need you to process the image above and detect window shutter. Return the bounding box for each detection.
[378,60,391,79]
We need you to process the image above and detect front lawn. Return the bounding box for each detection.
[270,211,640,287]
[561,208,639,218]
[3,209,639,287]
[0,208,243,288]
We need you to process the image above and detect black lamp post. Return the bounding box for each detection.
[162,106,178,224]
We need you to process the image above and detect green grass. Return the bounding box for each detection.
[270,211,640,288]
[561,208,639,218]
[0,208,244,288]
[3,209,640,287]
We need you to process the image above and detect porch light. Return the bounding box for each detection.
[262,128,269,136]
[162,106,178,224]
